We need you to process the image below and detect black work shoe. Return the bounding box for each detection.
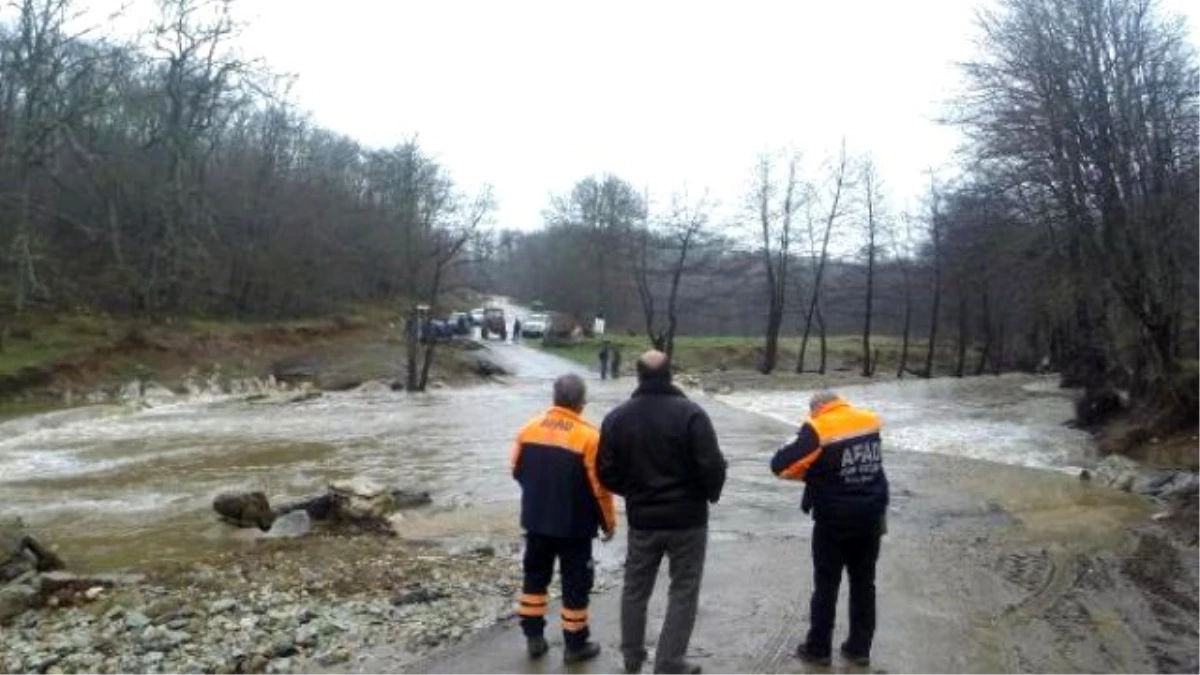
[839,643,870,666]
[563,641,602,663]
[624,657,644,673]
[526,635,549,659]
[795,643,832,666]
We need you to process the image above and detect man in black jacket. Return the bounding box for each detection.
[598,350,727,675]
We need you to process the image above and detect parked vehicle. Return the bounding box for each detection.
[447,312,471,335]
[419,318,453,344]
[481,307,507,340]
[469,308,485,326]
[522,313,549,339]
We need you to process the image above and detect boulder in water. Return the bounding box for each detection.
[1074,387,1126,428]
[0,583,36,622]
[273,494,338,521]
[1092,455,1142,492]
[212,492,275,530]
[1,517,64,584]
[327,478,432,533]
[266,510,312,538]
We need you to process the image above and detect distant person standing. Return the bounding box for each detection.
[610,346,623,379]
[598,351,727,675]
[511,374,615,663]
[513,318,523,343]
[598,342,611,380]
[769,391,888,667]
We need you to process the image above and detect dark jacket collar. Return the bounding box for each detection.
[633,379,686,398]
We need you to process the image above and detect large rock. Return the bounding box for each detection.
[1,517,64,584]
[1074,387,1126,428]
[0,583,35,622]
[327,478,431,532]
[212,492,276,530]
[1092,455,1141,491]
[1134,470,1199,499]
[273,494,338,521]
[265,510,311,539]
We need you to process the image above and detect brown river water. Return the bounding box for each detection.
[0,338,1097,574]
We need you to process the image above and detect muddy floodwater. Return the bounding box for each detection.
[2,342,1092,572]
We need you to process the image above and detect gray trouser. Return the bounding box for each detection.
[620,526,708,672]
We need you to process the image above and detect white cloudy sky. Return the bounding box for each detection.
[79,0,1200,231]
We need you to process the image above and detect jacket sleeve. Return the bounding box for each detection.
[511,422,529,481]
[596,417,625,496]
[770,423,821,480]
[583,432,617,534]
[510,439,523,481]
[689,409,727,504]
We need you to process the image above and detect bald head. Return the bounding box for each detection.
[637,350,671,384]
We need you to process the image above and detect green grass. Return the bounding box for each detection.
[0,313,118,377]
[536,333,951,374]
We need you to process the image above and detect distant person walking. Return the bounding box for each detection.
[598,342,611,380]
[511,374,615,664]
[610,346,623,379]
[769,391,888,667]
[513,318,522,343]
[598,351,727,674]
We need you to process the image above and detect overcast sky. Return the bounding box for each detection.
[88,0,1200,232]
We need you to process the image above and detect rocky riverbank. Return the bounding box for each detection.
[1,534,526,675]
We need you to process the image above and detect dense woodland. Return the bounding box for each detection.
[0,0,491,324]
[482,0,1199,425]
[1,0,1197,415]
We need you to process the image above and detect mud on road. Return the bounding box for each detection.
[408,372,1198,675]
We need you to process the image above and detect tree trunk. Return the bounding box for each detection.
[405,308,420,392]
[975,287,993,376]
[955,295,968,378]
[924,260,942,379]
[862,241,875,376]
[817,302,827,375]
[761,296,782,374]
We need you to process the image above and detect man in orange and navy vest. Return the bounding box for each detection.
[511,373,616,664]
[770,390,888,668]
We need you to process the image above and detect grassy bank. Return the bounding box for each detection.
[0,300,486,403]
[537,333,962,375]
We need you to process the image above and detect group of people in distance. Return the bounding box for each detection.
[510,349,888,673]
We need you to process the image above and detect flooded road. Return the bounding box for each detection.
[2,332,1194,673]
[1,341,1095,571]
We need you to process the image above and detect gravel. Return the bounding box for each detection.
[0,535,531,674]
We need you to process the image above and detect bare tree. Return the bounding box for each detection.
[955,0,1199,419]
[749,151,803,374]
[547,175,644,323]
[922,177,943,379]
[797,141,850,374]
[859,156,885,376]
[415,186,494,391]
[632,190,713,360]
[892,214,918,378]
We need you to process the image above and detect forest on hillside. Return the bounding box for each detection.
[0,0,1196,417]
[478,0,1198,428]
[0,0,492,324]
